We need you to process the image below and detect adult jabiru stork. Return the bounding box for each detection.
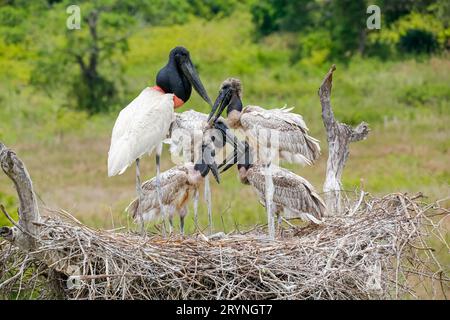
[108,47,212,233]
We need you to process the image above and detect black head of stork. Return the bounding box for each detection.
[207,78,243,125]
[194,143,220,184]
[156,46,212,107]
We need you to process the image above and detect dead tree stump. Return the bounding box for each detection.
[0,142,40,250]
[318,65,370,215]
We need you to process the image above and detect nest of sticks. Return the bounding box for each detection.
[0,192,448,300]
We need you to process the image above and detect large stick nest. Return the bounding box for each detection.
[0,193,448,300]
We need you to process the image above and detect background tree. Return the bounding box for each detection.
[65,2,135,113]
[327,0,368,58]
[251,0,317,36]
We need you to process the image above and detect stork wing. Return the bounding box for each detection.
[248,165,326,223]
[240,106,321,165]
[166,110,208,161]
[126,166,190,219]
[108,88,174,176]
[171,110,208,132]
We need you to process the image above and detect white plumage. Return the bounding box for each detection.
[166,109,227,163]
[108,87,175,177]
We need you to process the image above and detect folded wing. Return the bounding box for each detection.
[108,88,174,176]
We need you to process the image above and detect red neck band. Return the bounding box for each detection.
[151,86,185,108]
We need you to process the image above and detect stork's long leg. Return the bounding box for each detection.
[204,175,213,234]
[135,159,145,235]
[180,206,187,235]
[262,136,275,240]
[155,142,167,237]
[264,163,275,240]
[168,213,174,235]
[276,212,282,232]
[193,188,199,231]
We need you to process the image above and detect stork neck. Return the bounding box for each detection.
[150,86,185,108]
[227,109,242,129]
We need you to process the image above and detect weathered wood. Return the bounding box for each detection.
[318,65,370,215]
[0,142,40,249]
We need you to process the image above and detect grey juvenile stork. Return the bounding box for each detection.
[207,78,321,165]
[208,78,321,238]
[166,110,230,231]
[167,110,228,163]
[221,142,326,228]
[126,144,219,234]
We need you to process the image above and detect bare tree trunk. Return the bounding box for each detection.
[318,65,370,215]
[358,29,367,55]
[0,142,40,250]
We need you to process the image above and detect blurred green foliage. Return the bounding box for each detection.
[0,191,17,227]
[0,0,448,114]
[251,0,449,63]
[398,29,439,54]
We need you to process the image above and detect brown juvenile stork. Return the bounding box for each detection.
[221,142,326,230]
[208,78,322,238]
[166,110,229,231]
[126,144,219,234]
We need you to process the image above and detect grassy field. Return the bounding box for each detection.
[0,12,449,236]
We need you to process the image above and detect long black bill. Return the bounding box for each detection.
[181,58,212,106]
[194,144,220,184]
[219,149,238,173]
[214,121,246,157]
[213,123,247,173]
[207,87,232,126]
[209,161,220,184]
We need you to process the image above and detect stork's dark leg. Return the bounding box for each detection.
[264,163,275,240]
[180,206,187,235]
[277,212,282,229]
[155,143,167,237]
[204,175,213,234]
[193,188,199,231]
[135,159,145,235]
[168,213,174,235]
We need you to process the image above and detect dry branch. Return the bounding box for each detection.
[319,65,370,214]
[0,143,40,249]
